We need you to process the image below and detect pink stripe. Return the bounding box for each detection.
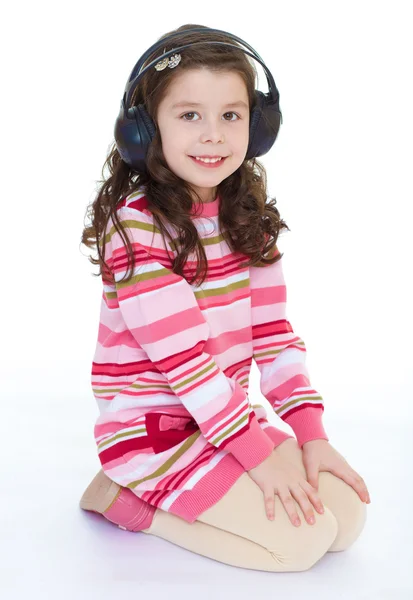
[97,323,136,347]
[117,272,180,301]
[251,284,286,306]
[128,306,204,344]
[203,325,252,355]
[266,373,312,404]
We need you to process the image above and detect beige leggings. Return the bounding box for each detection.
[143,439,367,572]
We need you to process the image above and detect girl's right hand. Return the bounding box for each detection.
[247,449,326,526]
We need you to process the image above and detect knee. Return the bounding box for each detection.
[328,497,367,552]
[269,506,339,572]
[319,472,368,552]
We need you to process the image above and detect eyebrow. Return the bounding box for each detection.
[171,101,249,110]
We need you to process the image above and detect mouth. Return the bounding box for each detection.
[189,155,228,168]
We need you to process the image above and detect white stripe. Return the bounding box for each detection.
[106,391,183,412]
[193,270,248,292]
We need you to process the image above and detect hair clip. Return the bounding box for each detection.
[154,48,182,71]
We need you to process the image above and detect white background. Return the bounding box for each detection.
[1,1,412,598]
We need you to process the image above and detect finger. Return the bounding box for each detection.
[346,471,371,503]
[300,480,325,514]
[290,485,316,525]
[277,489,301,527]
[264,488,275,521]
[327,465,371,503]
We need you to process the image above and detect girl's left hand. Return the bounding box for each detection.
[302,439,371,504]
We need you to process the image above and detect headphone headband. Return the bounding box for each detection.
[122,28,278,110]
[128,27,262,81]
[134,27,264,74]
[124,42,279,112]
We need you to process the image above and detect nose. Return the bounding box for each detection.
[199,118,225,144]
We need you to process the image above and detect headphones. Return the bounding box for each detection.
[114,27,283,173]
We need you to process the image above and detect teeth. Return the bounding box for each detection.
[194,156,222,163]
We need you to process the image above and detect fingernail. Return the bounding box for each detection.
[294,519,301,526]
[308,516,315,524]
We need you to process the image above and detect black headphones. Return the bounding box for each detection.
[114,27,283,173]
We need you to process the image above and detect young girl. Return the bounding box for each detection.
[80,24,370,572]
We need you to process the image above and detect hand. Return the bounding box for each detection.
[248,449,326,526]
[302,439,371,504]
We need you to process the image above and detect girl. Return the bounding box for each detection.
[80,24,370,572]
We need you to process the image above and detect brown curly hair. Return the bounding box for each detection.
[81,23,290,286]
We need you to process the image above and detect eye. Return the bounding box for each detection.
[181,112,199,121]
[223,112,240,121]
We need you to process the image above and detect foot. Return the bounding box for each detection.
[79,469,121,513]
[79,469,156,532]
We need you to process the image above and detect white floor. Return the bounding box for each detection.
[1,373,412,600]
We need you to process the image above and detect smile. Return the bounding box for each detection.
[189,156,227,168]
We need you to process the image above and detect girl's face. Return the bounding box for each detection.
[156,68,250,203]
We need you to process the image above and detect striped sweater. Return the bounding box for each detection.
[91,187,328,524]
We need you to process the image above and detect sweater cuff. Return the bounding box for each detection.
[283,406,329,448]
[223,416,275,470]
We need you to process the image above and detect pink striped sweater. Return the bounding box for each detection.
[91,187,328,525]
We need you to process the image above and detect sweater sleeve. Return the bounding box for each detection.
[105,205,276,471]
[250,245,329,448]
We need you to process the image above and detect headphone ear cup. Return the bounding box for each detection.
[246,90,282,160]
[114,104,157,172]
[136,104,157,139]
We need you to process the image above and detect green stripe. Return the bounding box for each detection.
[116,265,171,290]
[170,231,225,251]
[255,348,283,359]
[93,382,171,395]
[104,291,117,300]
[172,361,216,392]
[275,396,323,415]
[127,431,202,487]
[93,387,124,394]
[202,233,225,246]
[98,427,146,450]
[212,412,249,445]
[193,277,249,299]
[131,383,170,390]
[103,218,160,245]
[255,341,305,359]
